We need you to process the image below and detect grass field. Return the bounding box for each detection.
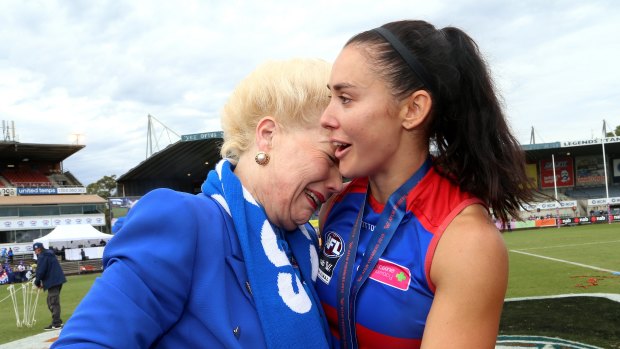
[500,223,620,348]
[0,273,98,345]
[503,223,620,298]
[1,224,619,346]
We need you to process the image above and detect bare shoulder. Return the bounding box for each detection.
[430,203,508,292]
[423,204,508,347]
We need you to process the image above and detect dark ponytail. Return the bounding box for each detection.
[347,20,536,222]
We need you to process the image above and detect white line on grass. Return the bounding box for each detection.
[505,293,620,303]
[518,239,620,251]
[510,249,619,273]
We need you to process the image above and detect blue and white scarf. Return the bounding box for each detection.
[201,159,330,349]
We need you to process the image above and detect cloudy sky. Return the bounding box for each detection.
[1,0,619,185]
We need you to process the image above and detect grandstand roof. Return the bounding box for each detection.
[522,139,620,161]
[117,137,222,183]
[0,141,84,163]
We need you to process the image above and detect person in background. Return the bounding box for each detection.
[33,242,67,330]
[16,260,26,283]
[7,247,13,264]
[0,265,8,285]
[52,58,341,348]
[316,20,536,348]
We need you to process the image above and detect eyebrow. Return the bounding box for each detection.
[326,82,354,91]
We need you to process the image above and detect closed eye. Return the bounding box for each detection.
[338,96,351,104]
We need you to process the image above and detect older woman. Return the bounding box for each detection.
[52,58,341,349]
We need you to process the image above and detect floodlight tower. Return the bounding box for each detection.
[146,114,181,159]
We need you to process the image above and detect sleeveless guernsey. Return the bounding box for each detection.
[316,165,483,348]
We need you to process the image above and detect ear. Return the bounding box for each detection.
[400,90,432,130]
[255,116,277,151]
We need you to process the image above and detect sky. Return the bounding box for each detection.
[1,0,619,185]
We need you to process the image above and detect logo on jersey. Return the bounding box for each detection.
[318,231,344,284]
[369,258,411,291]
[322,231,344,257]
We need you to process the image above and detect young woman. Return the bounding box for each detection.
[316,20,535,348]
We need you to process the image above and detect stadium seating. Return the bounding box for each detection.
[565,186,620,199]
[1,169,52,187]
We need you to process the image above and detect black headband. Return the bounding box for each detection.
[372,27,435,94]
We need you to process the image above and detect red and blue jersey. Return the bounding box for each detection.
[316,165,483,348]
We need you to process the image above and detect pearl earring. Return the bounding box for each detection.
[255,151,270,166]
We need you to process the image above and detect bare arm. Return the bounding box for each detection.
[421,204,508,348]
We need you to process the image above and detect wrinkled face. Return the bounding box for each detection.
[263,126,342,231]
[320,45,404,179]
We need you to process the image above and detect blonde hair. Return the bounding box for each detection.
[220,58,331,163]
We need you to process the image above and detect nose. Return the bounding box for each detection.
[320,100,338,130]
[325,166,343,196]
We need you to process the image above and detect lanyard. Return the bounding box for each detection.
[337,158,431,349]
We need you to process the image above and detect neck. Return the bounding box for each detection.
[232,156,265,205]
[368,153,428,204]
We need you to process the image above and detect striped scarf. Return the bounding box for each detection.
[201,159,330,349]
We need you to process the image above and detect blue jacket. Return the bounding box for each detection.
[53,188,312,348]
[34,249,66,290]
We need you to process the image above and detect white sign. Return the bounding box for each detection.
[521,200,577,211]
[56,187,87,194]
[587,197,620,206]
[562,136,620,147]
[0,214,106,231]
[0,187,17,196]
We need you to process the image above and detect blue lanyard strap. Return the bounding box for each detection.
[337,158,431,349]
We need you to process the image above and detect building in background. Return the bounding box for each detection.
[0,124,106,255]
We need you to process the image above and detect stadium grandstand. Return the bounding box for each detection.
[0,121,107,259]
[117,129,620,231]
[116,131,223,196]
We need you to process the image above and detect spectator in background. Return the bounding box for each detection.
[0,265,8,285]
[15,261,26,283]
[33,242,67,331]
[80,248,86,261]
[17,260,26,272]
[7,248,13,264]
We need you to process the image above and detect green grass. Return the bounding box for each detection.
[0,224,618,346]
[0,273,99,345]
[503,224,620,298]
[500,224,620,348]
[500,297,620,348]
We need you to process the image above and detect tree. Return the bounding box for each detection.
[605,125,620,137]
[87,175,118,199]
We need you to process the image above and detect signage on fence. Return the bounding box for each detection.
[587,197,620,206]
[521,200,577,211]
[0,188,17,196]
[17,187,57,195]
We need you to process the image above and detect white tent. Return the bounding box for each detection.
[34,224,113,249]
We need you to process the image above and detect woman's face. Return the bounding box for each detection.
[264,126,342,231]
[320,45,405,180]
